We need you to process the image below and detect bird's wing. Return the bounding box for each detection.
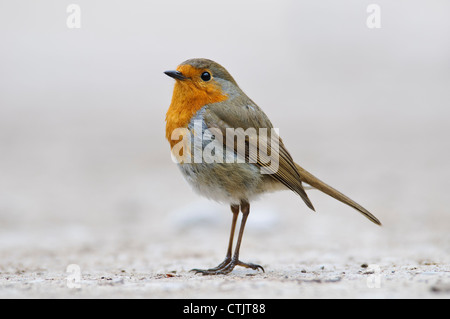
[202,98,315,211]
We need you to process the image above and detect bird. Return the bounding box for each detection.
[164,58,381,275]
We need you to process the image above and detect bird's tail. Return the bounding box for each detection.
[295,163,382,226]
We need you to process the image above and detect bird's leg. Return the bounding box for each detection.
[191,204,239,274]
[216,201,264,274]
[192,201,264,275]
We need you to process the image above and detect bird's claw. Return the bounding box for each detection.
[191,258,264,275]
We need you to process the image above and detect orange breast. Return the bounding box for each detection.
[165,66,228,149]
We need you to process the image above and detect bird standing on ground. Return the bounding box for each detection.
[164,58,381,275]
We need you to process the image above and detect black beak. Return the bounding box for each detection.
[164,70,187,81]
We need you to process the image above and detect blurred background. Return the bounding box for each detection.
[0,0,449,288]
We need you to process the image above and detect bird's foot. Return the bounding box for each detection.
[191,257,231,274]
[191,258,264,275]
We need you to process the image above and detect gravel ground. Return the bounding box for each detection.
[1,155,449,299]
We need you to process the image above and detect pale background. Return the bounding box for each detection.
[0,0,449,298]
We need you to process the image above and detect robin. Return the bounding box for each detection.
[164,58,381,275]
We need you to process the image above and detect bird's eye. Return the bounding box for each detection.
[201,71,211,81]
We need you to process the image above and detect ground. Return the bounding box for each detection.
[1,166,449,298]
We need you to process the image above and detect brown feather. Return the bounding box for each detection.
[201,90,380,225]
[294,163,381,225]
[203,101,315,211]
